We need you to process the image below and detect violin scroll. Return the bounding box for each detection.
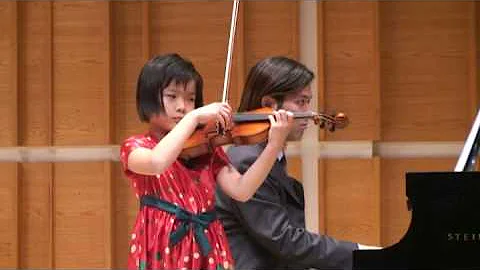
[315,112,349,132]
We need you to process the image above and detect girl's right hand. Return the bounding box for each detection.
[190,102,233,131]
[267,109,294,149]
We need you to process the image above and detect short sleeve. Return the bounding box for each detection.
[211,146,231,176]
[120,136,144,174]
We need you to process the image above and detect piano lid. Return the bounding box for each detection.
[454,108,480,172]
[353,110,480,270]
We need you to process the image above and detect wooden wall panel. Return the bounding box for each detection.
[380,2,472,141]
[286,156,302,181]
[325,159,379,245]
[323,1,378,141]
[150,2,232,104]
[112,2,144,268]
[1,0,479,267]
[52,2,110,267]
[322,2,381,245]
[0,1,18,267]
[0,164,17,268]
[380,158,456,246]
[18,1,53,268]
[245,1,298,70]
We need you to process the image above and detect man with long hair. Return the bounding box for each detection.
[216,56,378,270]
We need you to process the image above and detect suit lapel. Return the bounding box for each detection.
[269,160,305,207]
[251,143,305,207]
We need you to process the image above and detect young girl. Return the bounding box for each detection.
[120,53,293,270]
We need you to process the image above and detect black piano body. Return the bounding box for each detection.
[353,171,480,269]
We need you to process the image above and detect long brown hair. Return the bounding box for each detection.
[238,56,314,112]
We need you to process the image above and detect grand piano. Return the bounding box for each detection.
[353,110,480,270]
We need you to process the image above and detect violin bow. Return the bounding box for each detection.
[222,0,240,103]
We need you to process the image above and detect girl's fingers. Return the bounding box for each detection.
[219,107,232,130]
[272,111,280,123]
[268,114,275,126]
[286,111,294,122]
[279,110,288,123]
[219,110,230,130]
[216,112,227,131]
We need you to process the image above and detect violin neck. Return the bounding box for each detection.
[233,112,314,123]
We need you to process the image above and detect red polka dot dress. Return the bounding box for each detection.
[120,132,234,270]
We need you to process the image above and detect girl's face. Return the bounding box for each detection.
[150,80,197,130]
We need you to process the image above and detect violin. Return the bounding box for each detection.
[179,0,348,160]
[180,107,348,159]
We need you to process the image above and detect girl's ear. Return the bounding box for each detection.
[261,96,279,110]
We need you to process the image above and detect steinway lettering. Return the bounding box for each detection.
[447,233,480,242]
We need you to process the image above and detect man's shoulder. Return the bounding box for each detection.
[226,144,264,168]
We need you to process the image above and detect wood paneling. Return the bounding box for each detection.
[1,0,479,267]
[380,158,456,246]
[323,1,378,141]
[18,1,53,268]
[325,159,379,245]
[380,2,472,141]
[0,1,19,267]
[112,2,144,268]
[150,2,232,103]
[52,2,110,267]
[245,1,298,68]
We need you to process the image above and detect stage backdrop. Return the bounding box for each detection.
[0,1,478,268]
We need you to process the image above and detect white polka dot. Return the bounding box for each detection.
[193,252,200,259]
[174,202,179,206]
[221,250,227,257]
[170,218,175,223]
[135,194,139,199]
[204,229,208,234]
[131,233,136,240]
[209,257,214,264]
[205,188,209,193]
[183,256,190,262]
[201,207,206,212]
[224,261,229,269]
[181,268,187,270]
[189,197,194,203]
[165,247,170,254]
[168,187,173,193]
[133,182,137,188]
[207,200,211,206]
[216,243,220,248]
[136,258,140,267]
[156,174,160,178]
[179,193,184,199]
[130,244,137,253]
[142,218,145,224]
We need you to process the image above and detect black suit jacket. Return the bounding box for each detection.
[216,143,358,270]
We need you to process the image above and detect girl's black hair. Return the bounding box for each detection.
[136,53,203,122]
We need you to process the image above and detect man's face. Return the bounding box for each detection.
[278,85,313,141]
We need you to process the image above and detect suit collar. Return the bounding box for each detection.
[254,143,305,207]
